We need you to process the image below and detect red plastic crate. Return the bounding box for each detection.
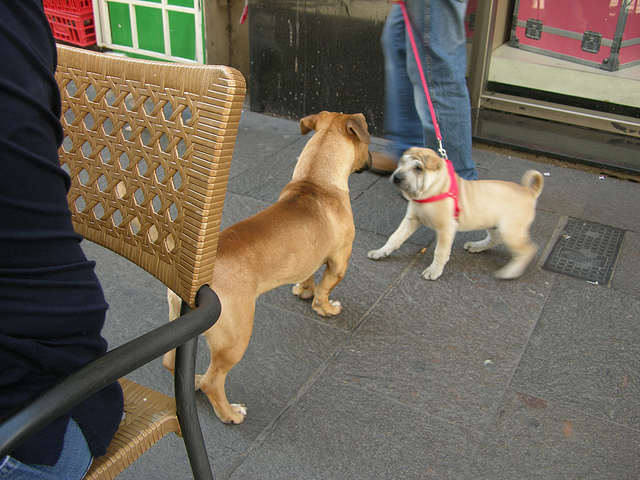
[45,8,96,47]
[43,0,92,14]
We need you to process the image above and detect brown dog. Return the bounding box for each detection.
[163,112,371,424]
[368,147,543,280]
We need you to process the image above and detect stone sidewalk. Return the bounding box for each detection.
[87,108,640,479]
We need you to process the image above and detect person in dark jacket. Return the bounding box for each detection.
[0,2,123,478]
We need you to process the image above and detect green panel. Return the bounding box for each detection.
[135,6,165,54]
[168,11,196,60]
[108,2,133,47]
[140,0,161,3]
[168,0,194,6]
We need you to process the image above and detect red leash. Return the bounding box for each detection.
[398,0,459,219]
[398,0,447,160]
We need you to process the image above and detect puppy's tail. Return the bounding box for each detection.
[521,170,544,198]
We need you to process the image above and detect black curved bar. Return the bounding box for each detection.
[0,285,221,465]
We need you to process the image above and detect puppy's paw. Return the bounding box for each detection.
[421,265,443,280]
[464,240,492,253]
[463,241,480,253]
[313,299,342,317]
[494,264,525,280]
[292,283,314,299]
[367,248,390,260]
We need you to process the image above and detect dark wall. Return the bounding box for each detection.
[249,0,388,136]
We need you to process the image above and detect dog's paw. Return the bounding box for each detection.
[421,266,443,280]
[218,404,247,425]
[313,299,342,317]
[494,264,525,280]
[292,283,314,299]
[463,241,480,253]
[367,248,390,260]
[231,404,248,420]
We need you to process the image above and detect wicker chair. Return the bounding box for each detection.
[0,45,246,479]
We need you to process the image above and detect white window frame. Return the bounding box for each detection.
[92,0,204,64]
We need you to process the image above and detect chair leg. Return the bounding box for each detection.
[175,302,214,480]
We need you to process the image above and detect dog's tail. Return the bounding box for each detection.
[521,170,544,198]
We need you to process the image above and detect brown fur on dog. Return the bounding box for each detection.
[368,147,543,280]
[163,112,371,424]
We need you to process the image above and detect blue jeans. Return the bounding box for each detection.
[381,0,478,180]
[0,419,92,480]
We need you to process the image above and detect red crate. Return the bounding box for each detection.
[510,0,640,71]
[43,0,92,14]
[45,8,96,47]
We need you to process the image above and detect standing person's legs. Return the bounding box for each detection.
[405,0,478,180]
[380,4,425,161]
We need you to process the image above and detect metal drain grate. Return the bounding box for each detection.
[542,219,625,284]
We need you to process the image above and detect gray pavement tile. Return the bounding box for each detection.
[227,137,308,204]
[227,376,475,480]
[482,154,600,220]
[112,435,197,480]
[229,135,380,205]
[219,302,349,434]
[259,229,423,332]
[323,250,555,431]
[583,175,640,231]
[471,147,501,177]
[348,169,383,202]
[220,191,271,230]
[352,175,436,247]
[76,109,640,479]
[469,388,640,480]
[510,275,640,430]
[612,230,640,296]
[229,110,302,178]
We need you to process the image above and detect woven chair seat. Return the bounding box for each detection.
[85,379,179,480]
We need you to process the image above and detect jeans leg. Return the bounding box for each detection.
[381,4,425,160]
[405,0,478,180]
[0,419,92,480]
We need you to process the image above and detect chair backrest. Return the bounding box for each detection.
[56,45,245,308]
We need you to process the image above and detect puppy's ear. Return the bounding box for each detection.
[300,114,319,135]
[424,150,443,170]
[345,113,370,145]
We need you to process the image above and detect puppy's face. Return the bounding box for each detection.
[300,111,372,174]
[391,147,443,197]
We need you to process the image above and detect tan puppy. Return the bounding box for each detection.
[163,111,371,424]
[368,147,543,280]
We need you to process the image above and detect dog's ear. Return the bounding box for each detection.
[423,150,443,170]
[300,114,319,135]
[345,113,370,145]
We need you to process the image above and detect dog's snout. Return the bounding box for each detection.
[392,173,402,185]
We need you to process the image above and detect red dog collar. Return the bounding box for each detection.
[413,159,460,220]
